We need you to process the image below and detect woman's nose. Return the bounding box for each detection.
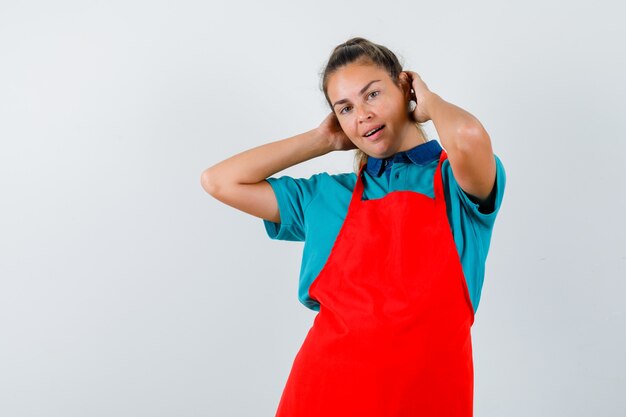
[357,106,372,121]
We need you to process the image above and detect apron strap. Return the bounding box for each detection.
[434,149,448,206]
[349,165,367,210]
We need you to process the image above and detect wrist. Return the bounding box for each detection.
[422,91,442,120]
[306,128,335,155]
[310,127,336,154]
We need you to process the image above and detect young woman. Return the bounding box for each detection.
[201,37,506,416]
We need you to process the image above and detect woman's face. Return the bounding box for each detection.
[326,61,412,159]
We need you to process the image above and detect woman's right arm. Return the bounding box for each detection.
[200,129,329,223]
[200,113,353,223]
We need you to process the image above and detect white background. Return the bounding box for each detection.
[1,0,625,415]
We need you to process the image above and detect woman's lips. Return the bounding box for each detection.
[364,125,385,141]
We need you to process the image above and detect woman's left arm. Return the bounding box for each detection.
[425,92,496,203]
[402,71,496,203]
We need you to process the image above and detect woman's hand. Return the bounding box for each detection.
[317,111,356,151]
[400,70,435,123]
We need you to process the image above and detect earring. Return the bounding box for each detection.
[408,100,417,112]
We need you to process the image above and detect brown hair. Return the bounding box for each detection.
[319,37,426,173]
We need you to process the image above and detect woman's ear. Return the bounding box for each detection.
[399,72,412,100]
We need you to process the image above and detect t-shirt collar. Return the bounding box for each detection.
[365,140,443,177]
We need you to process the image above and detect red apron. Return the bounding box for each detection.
[275,150,475,417]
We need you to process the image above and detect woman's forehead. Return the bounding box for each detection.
[327,63,391,100]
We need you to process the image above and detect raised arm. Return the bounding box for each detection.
[424,93,496,204]
[402,71,497,205]
[200,112,354,223]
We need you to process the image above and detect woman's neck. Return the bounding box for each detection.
[397,122,427,153]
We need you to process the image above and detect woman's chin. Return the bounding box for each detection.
[361,141,395,159]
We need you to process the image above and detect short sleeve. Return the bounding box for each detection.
[263,174,323,241]
[443,154,506,227]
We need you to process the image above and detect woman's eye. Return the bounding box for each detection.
[339,92,378,114]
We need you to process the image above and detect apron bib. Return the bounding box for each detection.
[275,150,475,417]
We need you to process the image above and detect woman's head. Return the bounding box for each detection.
[321,37,405,105]
[319,37,426,171]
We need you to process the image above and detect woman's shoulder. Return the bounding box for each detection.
[269,170,355,182]
[265,170,356,204]
[273,170,356,191]
[316,171,357,187]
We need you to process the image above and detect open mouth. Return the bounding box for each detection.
[364,125,385,139]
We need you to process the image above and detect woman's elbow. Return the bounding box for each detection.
[200,168,220,197]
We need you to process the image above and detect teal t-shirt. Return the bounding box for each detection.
[263,139,506,314]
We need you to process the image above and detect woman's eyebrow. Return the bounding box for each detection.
[332,80,381,108]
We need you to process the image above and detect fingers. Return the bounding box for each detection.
[403,70,421,81]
